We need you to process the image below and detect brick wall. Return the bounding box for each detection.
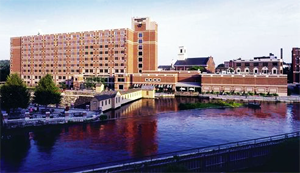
[201,74,287,96]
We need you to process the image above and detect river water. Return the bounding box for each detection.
[1,97,300,172]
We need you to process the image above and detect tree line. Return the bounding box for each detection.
[0,60,10,81]
[0,74,62,114]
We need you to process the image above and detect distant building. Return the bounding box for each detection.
[173,46,215,72]
[158,65,173,71]
[292,47,300,83]
[224,52,283,75]
[215,64,228,74]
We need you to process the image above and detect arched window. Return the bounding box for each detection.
[236,67,241,74]
[244,67,250,73]
[253,67,259,74]
[262,67,269,74]
[272,67,277,74]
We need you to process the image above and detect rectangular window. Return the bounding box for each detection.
[138,64,142,68]
[263,62,268,66]
[254,63,259,66]
[138,57,143,62]
[273,62,278,66]
[138,52,142,56]
[236,63,241,66]
[138,33,143,37]
[245,63,250,66]
[138,45,142,50]
[138,39,142,43]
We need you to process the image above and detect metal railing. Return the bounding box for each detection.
[51,131,300,172]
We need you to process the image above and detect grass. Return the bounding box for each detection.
[178,100,243,110]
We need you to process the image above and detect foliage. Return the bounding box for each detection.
[179,100,243,110]
[0,74,30,113]
[100,114,108,121]
[216,63,225,68]
[228,67,234,73]
[59,82,67,90]
[189,66,207,72]
[0,60,10,81]
[84,77,106,89]
[248,92,254,96]
[33,74,62,106]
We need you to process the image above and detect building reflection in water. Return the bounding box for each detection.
[2,97,299,172]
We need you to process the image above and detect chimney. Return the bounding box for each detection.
[280,48,283,59]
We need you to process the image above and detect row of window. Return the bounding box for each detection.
[145,78,161,82]
[22,44,126,50]
[236,62,279,67]
[235,67,278,74]
[22,32,127,41]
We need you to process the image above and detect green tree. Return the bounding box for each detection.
[33,74,62,107]
[0,74,30,113]
[189,66,206,72]
[0,60,10,81]
[84,77,106,89]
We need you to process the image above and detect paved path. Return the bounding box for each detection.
[201,94,300,103]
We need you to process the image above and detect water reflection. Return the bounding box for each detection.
[1,97,300,172]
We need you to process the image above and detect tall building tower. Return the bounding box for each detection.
[10,17,158,88]
[131,17,158,73]
[292,47,300,83]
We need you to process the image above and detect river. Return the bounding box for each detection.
[1,97,300,172]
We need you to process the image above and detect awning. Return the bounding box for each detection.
[176,82,201,88]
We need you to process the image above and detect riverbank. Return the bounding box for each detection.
[178,100,243,110]
[200,94,300,103]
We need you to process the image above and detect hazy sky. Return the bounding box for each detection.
[0,0,299,65]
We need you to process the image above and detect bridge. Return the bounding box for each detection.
[52,131,300,172]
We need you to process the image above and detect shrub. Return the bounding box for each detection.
[100,114,108,121]
[248,92,254,96]
[272,93,279,96]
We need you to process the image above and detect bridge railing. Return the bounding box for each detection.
[51,131,300,172]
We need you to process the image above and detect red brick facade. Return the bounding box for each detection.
[292,48,300,83]
[10,17,157,87]
[201,74,287,96]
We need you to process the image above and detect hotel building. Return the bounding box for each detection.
[10,17,158,88]
[292,47,300,83]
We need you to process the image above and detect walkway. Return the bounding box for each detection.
[201,94,300,103]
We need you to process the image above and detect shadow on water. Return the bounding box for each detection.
[1,133,30,172]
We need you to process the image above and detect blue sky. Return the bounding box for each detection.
[0,0,299,65]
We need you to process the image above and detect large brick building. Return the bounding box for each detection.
[224,52,283,75]
[292,47,300,83]
[10,17,157,87]
[201,74,287,96]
